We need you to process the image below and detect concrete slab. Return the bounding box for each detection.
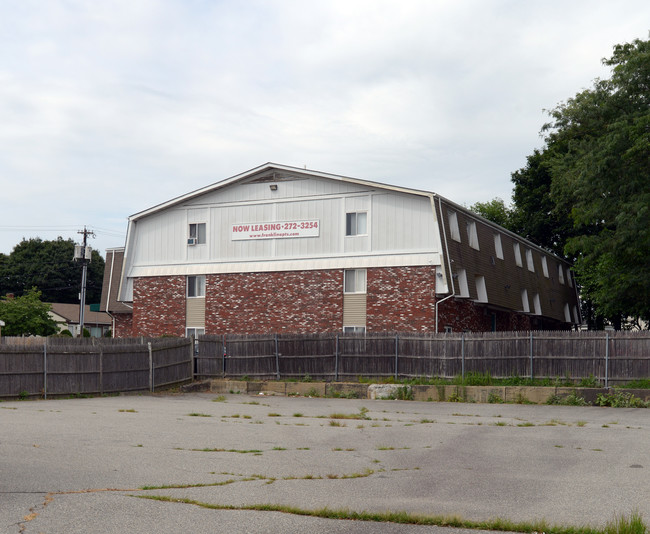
[1,393,648,533]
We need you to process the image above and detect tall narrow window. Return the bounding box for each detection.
[526,249,534,272]
[187,275,206,298]
[558,265,565,285]
[457,269,469,297]
[467,221,479,250]
[533,293,542,315]
[344,269,367,294]
[345,212,367,236]
[188,223,206,245]
[541,256,549,278]
[521,289,530,313]
[475,275,487,302]
[448,211,460,241]
[513,243,522,267]
[494,233,503,259]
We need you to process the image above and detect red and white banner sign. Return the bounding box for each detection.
[231,220,320,240]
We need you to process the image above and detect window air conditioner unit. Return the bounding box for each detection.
[187,238,197,245]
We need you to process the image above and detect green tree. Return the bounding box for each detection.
[509,148,575,257]
[0,238,105,304]
[469,197,514,229]
[0,288,59,336]
[539,37,650,326]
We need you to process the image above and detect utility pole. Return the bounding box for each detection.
[74,227,95,337]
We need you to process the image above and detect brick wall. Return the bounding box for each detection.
[132,276,186,337]
[366,266,437,332]
[112,312,133,338]
[205,270,343,334]
[122,268,546,338]
[437,297,533,332]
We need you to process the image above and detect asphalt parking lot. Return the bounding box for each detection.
[1,393,648,533]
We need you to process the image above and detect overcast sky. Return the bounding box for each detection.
[1,0,648,257]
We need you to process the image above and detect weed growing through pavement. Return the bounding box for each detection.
[119,409,137,413]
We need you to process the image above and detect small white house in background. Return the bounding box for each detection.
[0,319,5,336]
[48,303,111,337]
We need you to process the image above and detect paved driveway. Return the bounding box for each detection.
[1,393,648,533]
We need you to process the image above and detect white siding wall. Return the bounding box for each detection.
[121,175,443,300]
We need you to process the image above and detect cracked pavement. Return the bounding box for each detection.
[1,393,648,533]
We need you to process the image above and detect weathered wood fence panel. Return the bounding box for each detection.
[0,338,192,398]
[195,331,649,384]
[2,331,648,398]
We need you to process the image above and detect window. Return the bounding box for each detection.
[344,269,366,294]
[541,256,549,278]
[572,305,580,324]
[521,289,530,313]
[467,221,479,250]
[457,269,470,297]
[448,211,460,241]
[187,275,206,298]
[558,265,565,285]
[563,303,571,322]
[186,327,204,338]
[188,223,206,245]
[345,212,367,236]
[475,275,487,302]
[494,233,503,259]
[533,293,542,315]
[443,326,453,333]
[567,269,573,288]
[513,243,522,267]
[526,249,534,272]
[186,327,205,354]
[343,326,366,334]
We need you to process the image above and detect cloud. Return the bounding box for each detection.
[1,0,649,256]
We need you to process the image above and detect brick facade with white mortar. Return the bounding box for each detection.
[119,266,543,337]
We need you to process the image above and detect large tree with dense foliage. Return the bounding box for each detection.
[0,288,59,336]
[0,238,105,304]
[509,37,650,328]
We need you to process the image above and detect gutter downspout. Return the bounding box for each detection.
[433,195,456,332]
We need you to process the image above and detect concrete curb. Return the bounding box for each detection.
[193,379,650,404]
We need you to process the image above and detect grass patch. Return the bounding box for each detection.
[118,409,137,413]
[133,496,648,534]
[191,448,263,454]
[212,395,227,402]
[188,413,212,417]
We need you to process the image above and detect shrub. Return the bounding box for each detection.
[596,392,649,408]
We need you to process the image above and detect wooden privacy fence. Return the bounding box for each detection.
[0,337,193,398]
[196,331,650,385]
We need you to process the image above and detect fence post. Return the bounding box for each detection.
[530,331,534,380]
[222,335,226,377]
[461,332,465,381]
[148,342,153,392]
[605,332,609,388]
[275,334,280,381]
[190,337,195,381]
[99,345,103,396]
[394,334,399,381]
[43,342,47,400]
[335,334,339,382]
